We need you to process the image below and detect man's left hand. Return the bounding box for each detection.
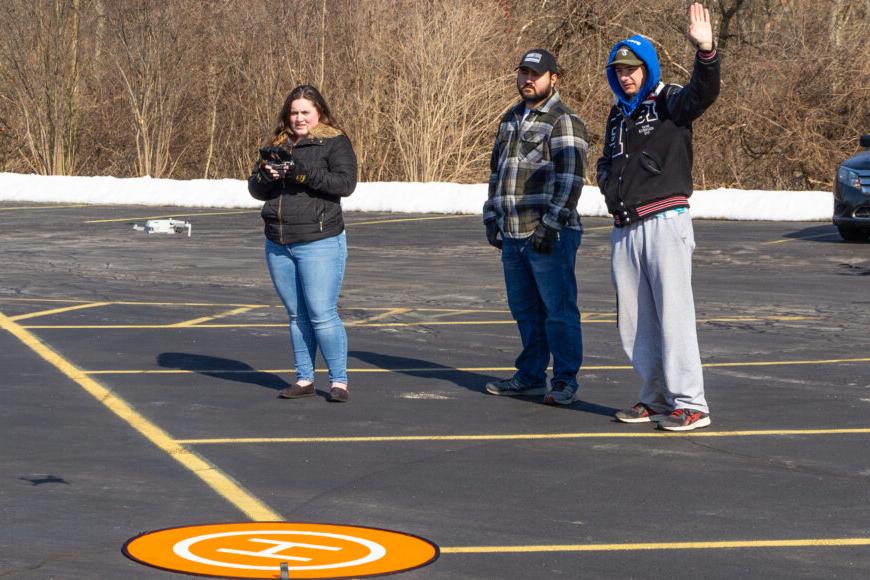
[687,2,714,52]
[530,223,558,254]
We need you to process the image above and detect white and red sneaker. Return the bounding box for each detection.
[658,408,711,431]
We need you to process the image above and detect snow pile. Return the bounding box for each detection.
[0,173,832,221]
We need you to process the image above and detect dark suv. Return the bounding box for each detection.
[833,134,870,241]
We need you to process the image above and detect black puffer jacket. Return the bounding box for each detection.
[248,124,357,244]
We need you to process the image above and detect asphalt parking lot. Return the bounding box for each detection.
[1,201,869,579]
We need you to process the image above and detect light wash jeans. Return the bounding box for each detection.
[265,232,348,385]
[501,228,583,389]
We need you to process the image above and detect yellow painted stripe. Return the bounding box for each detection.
[9,301,111,321]
[0,297,820,324]
[175,427,870,445]
[167,306,260,328]
[82,357,870,376]
[702,357,870,368]
[0,204,90,210]
[357,307,412,324]
[0,310,282,522]
[85,210,257,223]
[21,315,820,330]
[764,232,836,245]
[21,321,516,329]
[440,537,870,554]
[347,215,475,226]
[0,297,269,307]
[697,316,816,322]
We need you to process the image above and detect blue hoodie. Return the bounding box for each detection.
[605,35,661,117]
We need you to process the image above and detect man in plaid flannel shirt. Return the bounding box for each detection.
[483,48,589,406]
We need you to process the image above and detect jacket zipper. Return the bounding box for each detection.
[278,194,284,243]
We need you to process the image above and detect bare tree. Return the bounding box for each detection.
[0,0,84,175]
[0,0,866,189]
[108,1,195,177]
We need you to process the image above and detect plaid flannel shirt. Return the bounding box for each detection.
[484,90,588,238]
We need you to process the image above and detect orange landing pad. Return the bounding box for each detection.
[123,522,439,579]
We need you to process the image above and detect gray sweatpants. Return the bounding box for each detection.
[611,211,709,413]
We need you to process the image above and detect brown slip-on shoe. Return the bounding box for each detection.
[327,386,349,402]
[278,383,315,399]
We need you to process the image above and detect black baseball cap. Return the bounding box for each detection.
[516,49,559,74]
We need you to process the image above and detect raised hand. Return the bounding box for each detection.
[687,2,714,52]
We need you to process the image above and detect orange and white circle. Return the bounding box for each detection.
[123,522,439,579]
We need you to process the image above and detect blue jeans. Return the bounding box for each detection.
[501,228,582,389]
[265,233,348,385]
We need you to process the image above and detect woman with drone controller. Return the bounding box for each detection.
[248,84,358,403]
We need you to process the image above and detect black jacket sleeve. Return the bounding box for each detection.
[305,135,358,197]
[665,51,721,127]
[596,108,617,189]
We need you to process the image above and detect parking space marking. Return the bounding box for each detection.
[346,215,476,226]
[85,210,258,223]
[356,307,412,324]
[439,537,870,553]
[19,314,818,330]
[0,297,822,326]
[9,301,111,321]
[764,232,838,245]
[176,427,870,445]
[82,357,870,376]
[0,310,283,522]
[168,306,263,328]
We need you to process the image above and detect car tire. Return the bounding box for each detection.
[836,224,870,242]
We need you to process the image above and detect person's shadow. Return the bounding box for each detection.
[156,353,289,392]
[349,350,618,418]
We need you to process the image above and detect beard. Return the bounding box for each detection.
[517,80,553,104]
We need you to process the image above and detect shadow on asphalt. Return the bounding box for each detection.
[781,225,864,244]
[349,350,620,418]
[350,350,496,394]
[156,352,289,391]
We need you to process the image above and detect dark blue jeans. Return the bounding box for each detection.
[501,228,582,389]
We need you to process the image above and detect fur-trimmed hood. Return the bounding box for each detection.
[307,123,343,139]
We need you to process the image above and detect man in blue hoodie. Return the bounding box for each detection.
[596,3,720,431]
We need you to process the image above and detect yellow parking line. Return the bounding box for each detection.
[0,204,90,210]
[82,357,870,376]
[357,307,412,324]
[167,306,261,328]
[19,314,818,330]
[9,301,111,321]
[698,316,816,322]
[764,232,837,245]
[0,310,283,522]
[85,210,258,223]
[347,215,475,226]
[176,427,870,445]
[440,537,870,554]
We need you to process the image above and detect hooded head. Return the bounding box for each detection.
[605,35,661,117]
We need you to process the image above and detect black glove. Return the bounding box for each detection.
[255,161,279,183]
[285,157,307,184]
[258,146,294,180]
[485,221,502,249]
[530,222,558,254]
